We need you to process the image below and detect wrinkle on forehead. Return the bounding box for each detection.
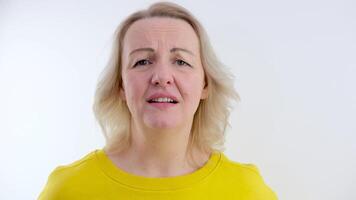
[122,17,200,56]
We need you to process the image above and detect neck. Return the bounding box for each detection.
[106,120,210,177]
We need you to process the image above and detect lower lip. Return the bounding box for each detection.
[148,102,177,109]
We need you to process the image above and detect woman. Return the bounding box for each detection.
[38,2,278,199]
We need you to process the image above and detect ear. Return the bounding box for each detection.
[119,85,126,101]
[200,82,208,99]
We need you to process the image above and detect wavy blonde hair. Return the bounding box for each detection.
[93,2,240,156]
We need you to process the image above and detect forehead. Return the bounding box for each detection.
[123,17,200,53]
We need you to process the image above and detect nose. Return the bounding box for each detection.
[150,62,174,87]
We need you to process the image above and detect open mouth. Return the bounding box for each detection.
[147,98,179,104]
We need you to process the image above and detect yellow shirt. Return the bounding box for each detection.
[38,149,278,199]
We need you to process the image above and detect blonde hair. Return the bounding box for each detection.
[93,2,240,156]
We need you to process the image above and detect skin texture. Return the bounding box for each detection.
[107,17,209,177]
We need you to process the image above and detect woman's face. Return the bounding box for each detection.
[121,17,208,130]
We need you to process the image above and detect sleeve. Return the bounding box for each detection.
[243,163,279,200]
[37,167,65,200]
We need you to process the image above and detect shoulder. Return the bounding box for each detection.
[51,150,97,175]
[216,152,278,199]
[38,150,99,199]
[219,153,264,178]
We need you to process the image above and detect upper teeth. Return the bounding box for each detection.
[150,97,175,103]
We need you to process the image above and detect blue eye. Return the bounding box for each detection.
[134,59,152,67]
[175,59,191,67]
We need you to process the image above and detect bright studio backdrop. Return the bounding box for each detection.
[0,0,355,199]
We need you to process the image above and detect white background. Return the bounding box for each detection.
[1,0,355,199]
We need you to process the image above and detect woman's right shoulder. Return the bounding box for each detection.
[37,150,99,200]
[50,150,98,175]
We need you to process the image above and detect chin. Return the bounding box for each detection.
[144,118,181,130]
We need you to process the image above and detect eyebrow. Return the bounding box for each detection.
[129,48,154,56]
[170,47,195,56]
[129,47,195,56]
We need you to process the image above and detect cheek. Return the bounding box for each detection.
[123,74,147,103]
[179,75,205,100]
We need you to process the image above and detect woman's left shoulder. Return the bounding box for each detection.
[219,154,263,177]
[217,153,279,199]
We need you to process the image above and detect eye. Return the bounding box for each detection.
[133,59,152,67]
[175,59,191,67]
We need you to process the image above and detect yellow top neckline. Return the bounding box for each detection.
[94,149,223,191]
